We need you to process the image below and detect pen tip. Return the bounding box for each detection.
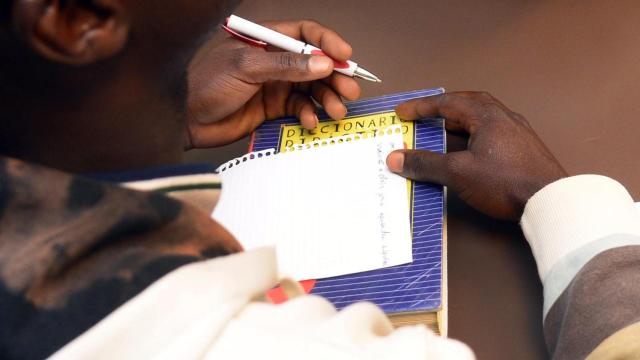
[354,67,382,83]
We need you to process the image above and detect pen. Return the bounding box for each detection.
[223,15,382,83]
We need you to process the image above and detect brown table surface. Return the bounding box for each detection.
[186,1,640,358]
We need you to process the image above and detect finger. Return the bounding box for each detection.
[451,91,509,109]
[387,149,473,189]
[286,93,318,129]
[395,93,490,134]
[266,20,353,61]
[386,149,472,188]
[234,48,334,84]
[387,149,448,184]
[311,82,347,120]
[323,73,361,101]
[188,94,266,148]
[262,81,293,120]
[396,91,499,120]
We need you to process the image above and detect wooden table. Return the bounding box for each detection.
[186,1,640,358]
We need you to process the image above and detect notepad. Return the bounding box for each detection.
[212,125,412,280]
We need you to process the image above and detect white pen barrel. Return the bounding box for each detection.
[227,15,306,53]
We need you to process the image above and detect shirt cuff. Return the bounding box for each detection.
[521,175,640,280]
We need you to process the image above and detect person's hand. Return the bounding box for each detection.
[386,91,567,220]
[184,20,361,148]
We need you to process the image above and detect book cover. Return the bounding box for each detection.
[250,88,446,323]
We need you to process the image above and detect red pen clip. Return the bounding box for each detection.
[221,18,268,48]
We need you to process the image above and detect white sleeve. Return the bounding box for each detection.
[521,174,640,280]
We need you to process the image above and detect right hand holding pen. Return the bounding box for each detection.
[185,19,360,149]
[386,91,568,221]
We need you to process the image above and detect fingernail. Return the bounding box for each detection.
[308,55,333,74]
[314,114,319,127]
[387,152,404,173]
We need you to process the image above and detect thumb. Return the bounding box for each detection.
[386,149,453,185]
[237,50,334,83]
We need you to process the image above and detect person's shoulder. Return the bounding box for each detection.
[88,162,222,213]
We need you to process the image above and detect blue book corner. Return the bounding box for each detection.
[251,88,446,314]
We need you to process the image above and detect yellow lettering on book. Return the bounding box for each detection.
[279,112,414,150]
[279,111,415,200]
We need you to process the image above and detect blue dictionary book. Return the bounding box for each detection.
[250,88,447,334]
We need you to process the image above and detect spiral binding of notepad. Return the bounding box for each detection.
[216,148,275,173]
[216,124,403,173]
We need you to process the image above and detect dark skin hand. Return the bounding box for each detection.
[186,20,361,148]
[386,91,568,221]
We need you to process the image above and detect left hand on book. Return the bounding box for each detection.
[386,91,567,221]
[184,19,361,149]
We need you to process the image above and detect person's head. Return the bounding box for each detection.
[0,0,239,172]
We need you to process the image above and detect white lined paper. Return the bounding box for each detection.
[212,126,412,280]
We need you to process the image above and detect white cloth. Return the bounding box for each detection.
[51,247,473,360]
[521,174,640,280]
